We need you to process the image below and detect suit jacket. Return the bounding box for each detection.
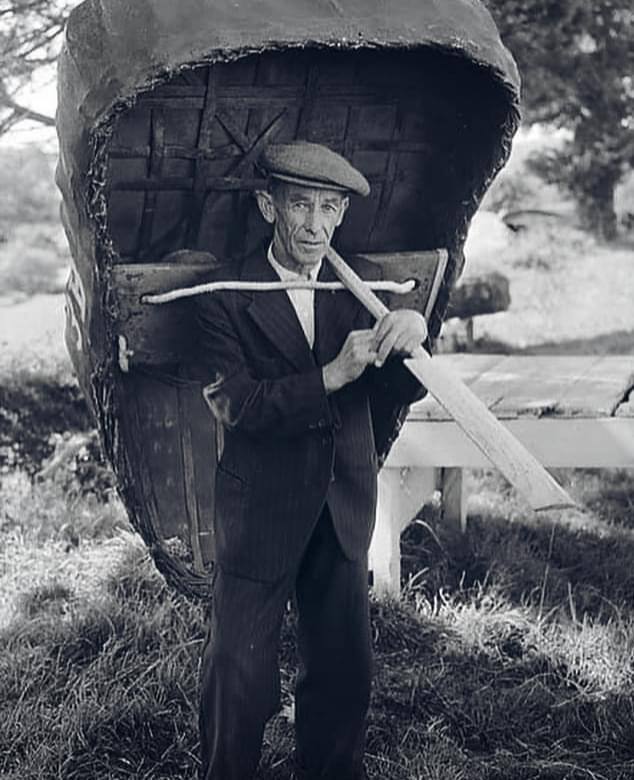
[194,247,424,582]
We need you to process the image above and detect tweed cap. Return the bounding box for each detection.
[260,141,370,197]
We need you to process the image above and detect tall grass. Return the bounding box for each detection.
[2,356,634,778]
[2,467,634,779]
[0,538,205,780]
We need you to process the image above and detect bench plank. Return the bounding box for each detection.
[555,355,634,417]
[489,355,604,417]
[408,354,634,420]
[408,354,507,419]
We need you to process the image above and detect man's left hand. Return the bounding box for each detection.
[372,310,428,367]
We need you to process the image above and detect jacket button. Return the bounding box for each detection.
[317,419,327,429]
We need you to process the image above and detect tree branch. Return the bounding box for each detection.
[0,96,55,126]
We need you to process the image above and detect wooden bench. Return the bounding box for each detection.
[369,353,634,596]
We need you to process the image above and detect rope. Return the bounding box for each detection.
[142,278,416,305]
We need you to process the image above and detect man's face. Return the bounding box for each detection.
[258,183,349,274]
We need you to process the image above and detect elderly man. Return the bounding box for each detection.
[196,141,427,780]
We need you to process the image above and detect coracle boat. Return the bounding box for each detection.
[56,0,520,597]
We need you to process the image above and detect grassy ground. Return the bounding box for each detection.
[459,219,634,350]
[1,358,634,779]
[2,463,634,779]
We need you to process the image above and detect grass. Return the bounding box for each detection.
[1,343,634,779]
[2,463,634,779]
[0,536,205,780]
[0,378,93,474]
[460,217,634,351]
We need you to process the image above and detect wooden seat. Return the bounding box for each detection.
[111,249,448,369]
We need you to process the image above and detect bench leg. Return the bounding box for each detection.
[370,466,437,598]
[440,467,467,535]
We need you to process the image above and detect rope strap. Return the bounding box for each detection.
[142,278,416,305]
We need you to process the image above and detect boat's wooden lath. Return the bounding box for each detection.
[105,47,510,273]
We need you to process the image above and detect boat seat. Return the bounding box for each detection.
[111,248,448,371]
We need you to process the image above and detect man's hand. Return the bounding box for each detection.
[322,330,378,393]
[322,311,427,393]
[372,310,427,367]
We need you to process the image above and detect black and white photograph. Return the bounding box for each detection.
[1,1,633,778]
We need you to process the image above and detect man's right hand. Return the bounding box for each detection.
[322,329,378,394]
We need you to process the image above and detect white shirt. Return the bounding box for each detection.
[267,244,322,349]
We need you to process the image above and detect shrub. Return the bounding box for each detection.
[0,222,69,296]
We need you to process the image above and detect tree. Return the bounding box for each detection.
[487,1,634,240]
[0,0,76,135]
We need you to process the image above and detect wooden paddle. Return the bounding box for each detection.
[326,247,575,512]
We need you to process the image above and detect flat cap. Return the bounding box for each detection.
[260,141,370,197]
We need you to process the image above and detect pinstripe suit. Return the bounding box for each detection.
[195,247,423,779]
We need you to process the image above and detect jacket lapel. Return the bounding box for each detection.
[244,249,316,373]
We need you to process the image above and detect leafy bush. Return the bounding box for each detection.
[0,222,69,296]
[480,166,539,214]
[0,147,59,228]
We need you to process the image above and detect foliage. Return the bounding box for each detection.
[0,146,59,225]
[479,168,536,214]
[459,208,634,350]
[0,223,69,295]
[0,146,68,295]
[0,371,117,503]
[486,0,634,239]
[0,0,76,133]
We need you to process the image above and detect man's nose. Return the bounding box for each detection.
[303,207,320,233]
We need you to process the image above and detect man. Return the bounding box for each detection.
[196,141,427,780]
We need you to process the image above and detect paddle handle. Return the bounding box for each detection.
[326,247,574,512]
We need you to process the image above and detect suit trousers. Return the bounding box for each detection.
[199,507,372,780]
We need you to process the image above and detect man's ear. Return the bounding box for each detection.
[255,190,276,224]
[335,195,350,228]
